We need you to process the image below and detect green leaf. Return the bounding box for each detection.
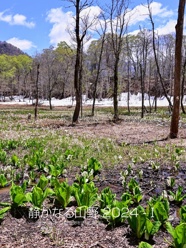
[111,207,120,219]
[0,174,8,187]
[166,222,186,248]
[149,198,169,224]
[54,181,71,209]
[0,206,11,219]
[44,188,54,198]
[14,193,26,206]
[31,186,44,209]
[145,219,161,240]
[21,180,28,193]
[166,222,176,239]
[10,183,27,207]
[99,187,116,209]
[50,177,61,188]
[101,204,122,227]
[25,192,32,202]
[72,182,98,207]
[139,241,153,248]
[175,223,186,246]
[37,174,48,191]
[128,206,146,239]
[11,154,20,167]
[180,205,186,222]
[128,178,139,193]
[121,192,133,205]
[133,186,143,203]
[0,202,11,207]
[87,157,102,175]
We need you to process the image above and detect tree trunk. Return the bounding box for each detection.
[154,95,157,112]
[73,89,81,122]
[170,0,185,138]
[73,52,81,123]
[181,56,186,114]
[72,0,86,123]
[72,47,82,123]
[49,91,52,110]
[113,62,119,121]
[127,59,130,114]
[34,64,40,121]
[140,64,145,118]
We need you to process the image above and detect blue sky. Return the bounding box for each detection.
[0,0,180,55]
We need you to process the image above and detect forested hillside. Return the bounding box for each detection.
[0,41,25,56]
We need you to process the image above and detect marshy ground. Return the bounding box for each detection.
[0,104,186,248]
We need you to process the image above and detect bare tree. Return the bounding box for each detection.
[170,0,185,138]
[30,62,40,120]
[40,47,57,109]
[69,0,97,123]
[106,0,129,121]
[147,0,173,110]
[54,42,75,100]
[126,35,131,113]
[138,29,150,118]
[91,16,107,116]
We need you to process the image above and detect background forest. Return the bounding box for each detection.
[0,1,186,118]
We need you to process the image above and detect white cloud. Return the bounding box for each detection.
[127,2,177,36]
[156,19,176,35]
[127,2,174,26]
[81,5,102,23]
[46,8,74,46]
[46,6,102,47]
[129,19,176,36]
[0,11,35,28]
[149,2,174,17]
[46,2,177,49]
[6,37,36,51]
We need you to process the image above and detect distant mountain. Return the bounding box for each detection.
[0,41,25,56]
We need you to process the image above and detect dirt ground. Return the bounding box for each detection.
[0,117,186,248]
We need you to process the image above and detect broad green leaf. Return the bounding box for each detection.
[72,182,97,207]
[175,223,186,246]
[44,188,54,199]
[54,182,71,209]
[145,219,161,240]
[180,205,186,222]
[0,174,8,187]
[121,192,132,205]
[0,202,11,207]
[26,192,32,202]
[0,206,11,219]
[128,206,146,239]
[10,183,27,207]
[99,187,116,209]
[139,241,153,248]
[166,222,176,239]
[14,194,26,206]
[32,186,44,208]
[166,222,186,248]
[153,200,169,223]
[37,174,48,191]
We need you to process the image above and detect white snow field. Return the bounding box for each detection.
[0,93,186,107]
